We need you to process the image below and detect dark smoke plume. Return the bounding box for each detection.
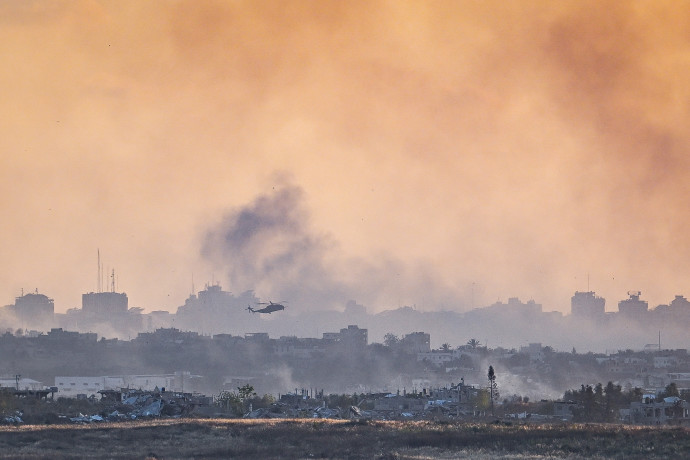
[203,182,348,310]
[203,181,466,312]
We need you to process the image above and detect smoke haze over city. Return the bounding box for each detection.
[2,0,690,320]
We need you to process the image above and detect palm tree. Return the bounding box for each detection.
[488,365,499,416]
[467,338,481,349]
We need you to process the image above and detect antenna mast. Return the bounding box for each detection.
[97,249,101,293]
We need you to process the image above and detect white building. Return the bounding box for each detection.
[417,351,453,364]
[653,356,680,369]
[55,372,196,398]
[0,376,46,391]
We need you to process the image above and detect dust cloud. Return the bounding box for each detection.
[1,1,689,317]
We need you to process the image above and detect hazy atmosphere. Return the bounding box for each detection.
[2,0,689,316]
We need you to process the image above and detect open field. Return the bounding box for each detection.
[0,418,689,459]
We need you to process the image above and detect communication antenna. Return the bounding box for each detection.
[111,269,115,293]
[97,249,101,293]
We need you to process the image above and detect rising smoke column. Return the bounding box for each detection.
[202,181,467,312]
[202,182,350,310]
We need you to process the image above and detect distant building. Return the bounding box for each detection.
[273,336,322,358]
[417,351,453,364]
[56,371,201,398]
[629,397,690,425]
[322,325,368,351]
[145,310,173,330]
[668,373,690,390]
[374,394,426,412]
[553,401,578,420]
[339,325,367,348]
[669,295,690,311]
[618,291,648,318]
[134,328,202,345]
[400,332,431,353]
[11,291,54,327]
[244,332,270,343]
[73,290,144,337]
[571,291,605,318]
[485,297,542,316]
[82,291,128,315]
[0,376,47,391]
[519,343,545,363]
[174,284,259,335]
[653,356,679,369]
[651,295,690,325]
[38,328,97,346]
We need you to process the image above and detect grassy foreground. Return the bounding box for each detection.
[0,418,689,459]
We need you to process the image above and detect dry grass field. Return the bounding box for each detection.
[0,418,689,459]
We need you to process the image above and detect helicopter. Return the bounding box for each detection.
[247,301,287,314]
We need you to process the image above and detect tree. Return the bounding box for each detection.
[217,384,256,416]
[604,381,623,422]
[383,333,400,347]
[475,388,490,414]
[467,338,481,349]
[440,343,451,352]
[661,382,680,399]
[216,390,243,415]
[564,383,609,422]
[488,365,499,416]
[237,384,256,400]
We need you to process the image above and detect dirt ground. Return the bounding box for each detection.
[0,418,688,459]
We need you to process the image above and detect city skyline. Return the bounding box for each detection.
[5,280,690,352]
[4,276,690,318]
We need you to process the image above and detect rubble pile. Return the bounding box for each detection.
[243,403,344,419]
[3,412,23,424]
[0,388,214,425]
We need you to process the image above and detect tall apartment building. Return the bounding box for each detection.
[12,291,54,327]
[571,291,606,318]
[618,291,648,318]
[82,291,128,316]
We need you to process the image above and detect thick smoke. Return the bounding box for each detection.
[1,1,690,314]
[203,181,466,312]
[203,182,346,310]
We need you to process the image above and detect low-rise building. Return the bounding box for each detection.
[0,376,46,391]
[399,332,431,353]
[653,356,680,369]
[56,372,201,398]
[417,351,453,364]
[628,397,690,425]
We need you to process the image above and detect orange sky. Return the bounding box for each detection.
[1,1,689,314]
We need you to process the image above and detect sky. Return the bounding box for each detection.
[1,1,689,315]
